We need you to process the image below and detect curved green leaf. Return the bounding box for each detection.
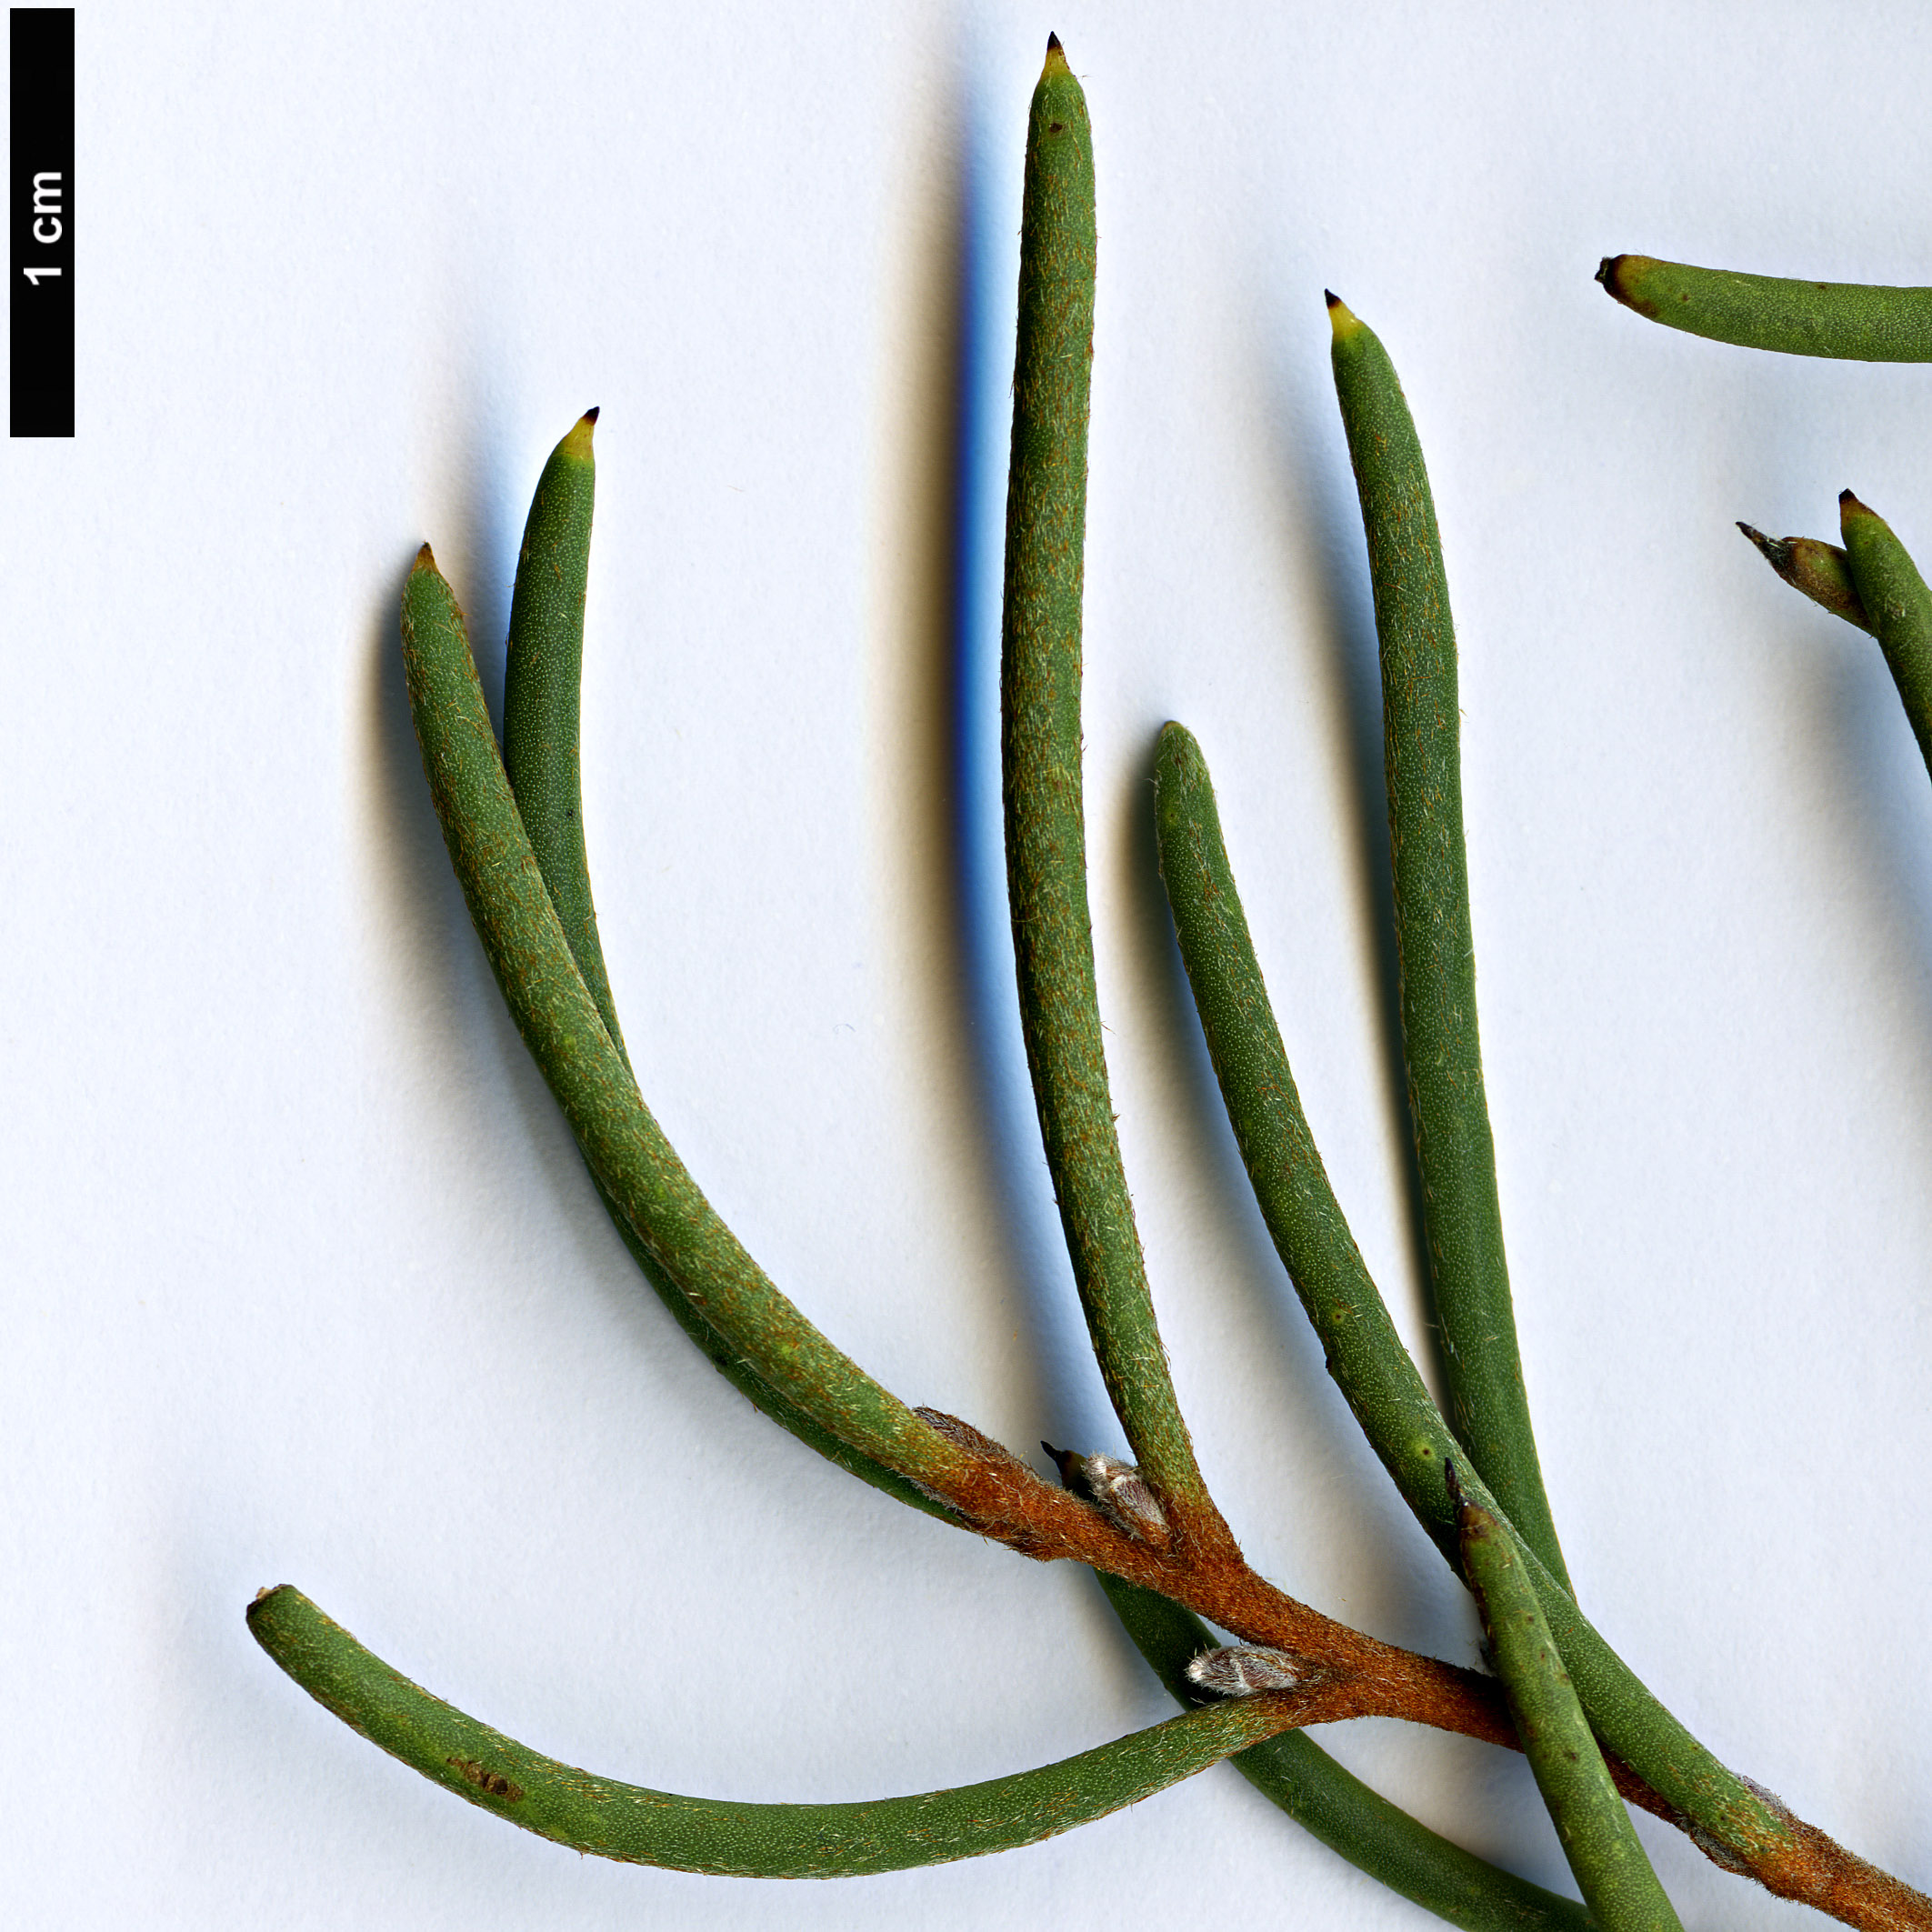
[501,410,626,1064]
[249,1585,1307,1877]
[999,38,1210,1516]
[399,548,966,1495]
[1150,718,1788,1865]
[1327,295,1569,1593]
[495,419,950,1521]
[1840,492,1932,782]
[1598,255,1932,361]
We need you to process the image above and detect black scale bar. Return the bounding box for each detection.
[11,7,74,437]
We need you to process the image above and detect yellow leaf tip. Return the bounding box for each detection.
[1043,31,1068,74]
[1326,290,1362,338]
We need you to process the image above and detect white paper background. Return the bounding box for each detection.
[6,3,1932,1925]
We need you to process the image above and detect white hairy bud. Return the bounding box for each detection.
[1185,1646,1302,1697]
[1079,1453,1171,1547]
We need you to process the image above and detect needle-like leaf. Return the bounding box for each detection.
[1597,255,1932,360]
[999,38,1216,1527]
[1840,491,1932,782]
[399,545,976,1496]
[496,415,950,1519]
[248,1586,1315,1877]
[1327,293,1569,1593]
[502,408,627,1063]
[1150,718,1827,1886]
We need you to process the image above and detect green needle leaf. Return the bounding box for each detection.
[1150,718,1790,1873]
[1327,293,1569,1594]
[1839,492,1932,784]
[1597,255,1932,361]
[1450,1466,1683,1932]
[398,546,971,1496]
[502,408,627,1066]
[495,418,950,1520]
[1000,38,1212,1519]
[248,1586,1312,1877]
[1153,720,1468,1562]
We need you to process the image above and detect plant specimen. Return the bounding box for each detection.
[247,39,1932,1929]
